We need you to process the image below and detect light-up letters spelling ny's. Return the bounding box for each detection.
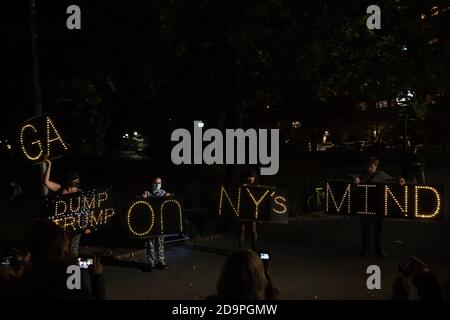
[127,197,184,238]
[47,189,115,232]
[218,185,288,223]
[19,115,68,162]
[325,181,443,221]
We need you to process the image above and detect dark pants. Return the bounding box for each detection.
[239,221,257,252]
[70,233,82,258]
[407,171,425,184]
[361,218,383,252]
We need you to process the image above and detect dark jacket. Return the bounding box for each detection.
[358,171,394,184]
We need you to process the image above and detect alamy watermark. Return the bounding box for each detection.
[171,121,279,175]
[66,265,81,290]
[366,265,381,290]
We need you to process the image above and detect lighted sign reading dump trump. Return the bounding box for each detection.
[127,196,185,239]
[325,181,444,221]
[46,187,117,232]
[218,185,289,223]
[18,114,68,163]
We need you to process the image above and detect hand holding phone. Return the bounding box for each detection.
[77,257,94,269]
[259,250,271,261]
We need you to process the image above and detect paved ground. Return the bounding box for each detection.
[89,215,450,300]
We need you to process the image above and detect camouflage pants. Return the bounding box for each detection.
[70,234,82,258]
[145,236,165,267]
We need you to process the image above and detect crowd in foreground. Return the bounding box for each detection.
[0,218,449,300]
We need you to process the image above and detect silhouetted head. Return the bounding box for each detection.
[217,250,268,300]
[366,157,379,174]
[244,169,258,185]
[64,170,80,193]
[152,177,162,192]
[30,220,70,265]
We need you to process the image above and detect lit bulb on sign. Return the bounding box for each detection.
[325,183,351,214]
[246,188,269,219]
[218,186,241,217]
[356,184,376,215]
[20,124,43,160]
[384,185,408,216]
[127,201,155,236]
[273,196,287,214]
[19,116,68,161]
[414,186,441,219]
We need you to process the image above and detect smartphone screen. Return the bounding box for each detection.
[260,252,270,260]
[1,256,12,266]
[77,258,94,269]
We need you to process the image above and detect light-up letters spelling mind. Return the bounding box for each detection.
[48,189,115,232]
[325,182,443,221]
[127,197,184,238]
[19,115,68,162]
[218,185,288,223]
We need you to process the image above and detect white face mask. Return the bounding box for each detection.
[152,183,161,191]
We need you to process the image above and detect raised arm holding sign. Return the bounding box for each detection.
[42,157,91,258]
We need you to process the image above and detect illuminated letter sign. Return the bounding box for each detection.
[47,188,116,232]
[325,182,351,214]
[218,186,241,217]
[18,114,68,163]
[218,185,288,223]
[127,196,184,238]
[414,186,442,219]
[356,184,377,215]
[325,181,443,221]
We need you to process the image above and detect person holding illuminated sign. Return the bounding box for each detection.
[141,177,171,271]
[354,157,405,257]
[43,157,90,258]
[239,169,259,252]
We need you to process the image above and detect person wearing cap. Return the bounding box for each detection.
[239,169,259,252]
[43,157,90,258]
[140,177,171,271]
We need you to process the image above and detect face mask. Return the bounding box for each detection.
[67,180,80,189]
[152,183,161,191]
[68,180,80,189]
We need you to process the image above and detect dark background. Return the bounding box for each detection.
[1,0,450,246]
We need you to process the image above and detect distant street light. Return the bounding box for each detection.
[323,131,329,144]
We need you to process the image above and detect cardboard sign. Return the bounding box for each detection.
[18,114,68,163]
[46,187,116,232]
[127,196,184,238]
[325,181,444,221]
[218,185,289,223]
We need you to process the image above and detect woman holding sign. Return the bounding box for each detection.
[43,157,90,258]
